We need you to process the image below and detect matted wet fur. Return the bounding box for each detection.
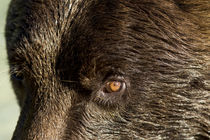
[5,0,210,139]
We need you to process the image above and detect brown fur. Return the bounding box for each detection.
[5,0,210,139]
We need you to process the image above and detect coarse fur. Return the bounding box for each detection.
[5,0,210,139]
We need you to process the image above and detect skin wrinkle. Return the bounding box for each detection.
[5,0,210,139]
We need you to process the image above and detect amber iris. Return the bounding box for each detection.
[107,81,122,92]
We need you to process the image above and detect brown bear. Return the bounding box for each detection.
[5,0,210,139]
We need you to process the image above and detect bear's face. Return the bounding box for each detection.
[6,0,210,139]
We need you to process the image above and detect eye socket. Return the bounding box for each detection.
[105,81,125,93]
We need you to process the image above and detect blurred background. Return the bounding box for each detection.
[0,0,19,139]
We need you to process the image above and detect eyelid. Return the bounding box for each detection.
[101,69,125,82]
[104,75,125,83]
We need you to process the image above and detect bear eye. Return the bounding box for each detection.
[11,73,24,81]
[92,76,128,108]
[105,81,124,93]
